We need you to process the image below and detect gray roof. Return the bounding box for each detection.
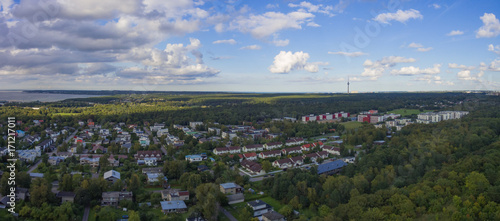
[104,170,120,180]
[262,211,285,220]
[161,200,187,210]
[247,200,269,208]
[220,183,239,189]
[317,160,347,174]
[30,173,44,178]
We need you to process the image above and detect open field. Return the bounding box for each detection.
[340,121,363,129]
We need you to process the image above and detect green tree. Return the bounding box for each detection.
[466,172,490,196]
[279,205,293,220]
[262,160,272,173]
[61,173,73,191]
[129,210,140,221]
[128,174,141,194]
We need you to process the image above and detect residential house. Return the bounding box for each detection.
[161,189,189,201]
[262,211,285,221]
[157,128,169,137]
[185,154,206,163]
[135,150,162,160]
[243,152,258,161]
[272,158,293,169]
[161,200,187,214]
[138,157,157,166]
[259,150,281,159]
[0,197,9,209]
[56,152,73,159]
[80,156,100,167]
[213,147,229,155]
[208,127,221,135]
[16,188,29,201]
[142,167,163,174]
[150,123,165,132]
[48,156,65,166]
[290,156,304,166]
[220,183,243,195]
[35,139,54,151]
[101,191,133,206]
[146,173,166,185]
[56,191,76,203]
[281,146,302,155]
[227,146,241,154]
[322,146,340,155]
[285,138,304,146]
[240,160,264,175]
[317,160,348,175]
[247,200,273,217]
[303,153,320,163]
[104,170,121,183]
[264,142,282,150]
[242,144,264,152]
[139,136,150,146]
[316,151,329,159]
[189,122,203,129]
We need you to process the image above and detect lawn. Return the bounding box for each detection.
[259,196,285,211]
[340,121,363,130]
[388,109,431,116]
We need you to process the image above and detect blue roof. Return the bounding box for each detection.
[161,200,187,210]
[317,160,347,174]
[30,173,44,178]
[220,183,238,189]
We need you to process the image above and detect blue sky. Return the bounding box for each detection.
[0,0,499,92]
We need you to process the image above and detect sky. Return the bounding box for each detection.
[0,0,499,93]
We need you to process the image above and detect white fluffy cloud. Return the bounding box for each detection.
[212,39,237,44]
[373,9,423,24]
[230,11,315,38]
[240,45,261,50]
[269,51,325,74]
[288,1,334,17]
[328,51,367,57]
[476,13,500,38]
[448,62,485,81]
[361,56,416,79]
[447,30,464,36]
[488,44,500,55]
[391,64,441,76]
[406,42,433,52]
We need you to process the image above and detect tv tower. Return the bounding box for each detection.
[347,77,350,94]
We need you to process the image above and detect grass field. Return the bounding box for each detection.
[340,121,363,129]
[388,109,431,116]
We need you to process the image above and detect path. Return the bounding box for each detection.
[82,206,90,221]
[219,206,238,221]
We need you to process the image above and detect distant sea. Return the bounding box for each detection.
[0,91,103,102]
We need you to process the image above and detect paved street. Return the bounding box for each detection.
[219,206,238,221]
[82,207,90,221]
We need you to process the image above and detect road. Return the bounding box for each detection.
[219,206,238,221]
[27,128,78,174]
[82,207,90,221]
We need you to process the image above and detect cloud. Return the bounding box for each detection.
[488,44,500,55]
[447,30,464,36]
[448,63,475,70]
[391,64,441,76]
[266,4,279,9]
[407,42,423,48]
[361,56,416,79]
[417,47,433,52]
[406,42,433,52]
[269,51,326,74]
[288,1,334,17]
[240,45,261,50]
[373,9,423,24]
[476,13,500,38]
[431,4,441,9]
[414,75,454,85]
[328,51,368,57]
[212,39,236,44]
[448,62,486,81]
[229,11,315,38]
